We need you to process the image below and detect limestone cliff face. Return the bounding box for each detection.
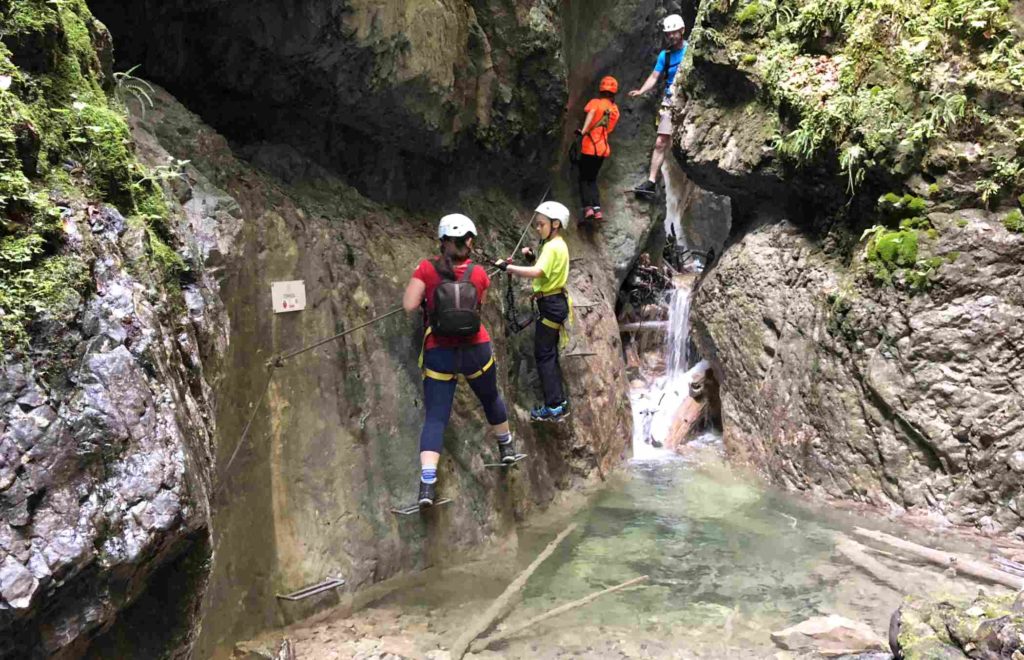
[0,0,679,657]
[675,1,1024,537]
[1,2,221,657]
[87,0,569,207]
[126,83,638,657]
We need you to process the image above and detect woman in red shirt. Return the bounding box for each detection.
[402,214,514,507]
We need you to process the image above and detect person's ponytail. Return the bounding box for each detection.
[436,236,472,280]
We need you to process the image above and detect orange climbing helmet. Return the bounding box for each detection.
[599,76,619,94]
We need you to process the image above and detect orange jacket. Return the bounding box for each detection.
[580,98,620,158]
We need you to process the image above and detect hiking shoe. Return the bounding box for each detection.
[497,436,517,464]
[593,206,603,221]
[418,480,436,507]
[583,206,595,220]
[634,180,656,195]
[531,401,570,422]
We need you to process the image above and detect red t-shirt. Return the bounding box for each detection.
[412,258,492,349]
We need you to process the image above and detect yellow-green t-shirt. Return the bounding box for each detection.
[532,235,569,293]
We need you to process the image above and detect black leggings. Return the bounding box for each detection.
[578,154,605,209]
[420,343,508,453]
[535,295,569,406]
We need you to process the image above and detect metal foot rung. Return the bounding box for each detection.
[276,576,345,601]
[484,453,528,468]
[391,498,452,516]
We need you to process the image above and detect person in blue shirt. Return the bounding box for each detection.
[629,14,689,196]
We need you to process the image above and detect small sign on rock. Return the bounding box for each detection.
[271,280,307,314]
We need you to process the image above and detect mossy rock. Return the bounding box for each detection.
[894,593,1024,660]
[0,0,180,352]
[1005,209,1024,233]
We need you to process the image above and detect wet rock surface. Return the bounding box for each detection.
[771,614,887,657]
[130,72,648,654]
[89,0,570,208]
[692,215,1024,537]
[673,3,1024,539]
[0,203,223,656]
[892,592,1024,660]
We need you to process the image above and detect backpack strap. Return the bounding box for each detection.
[460,263,475,282]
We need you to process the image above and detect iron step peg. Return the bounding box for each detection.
[391,499,452,515]
[484,453,528,468]
[276,575,346,602]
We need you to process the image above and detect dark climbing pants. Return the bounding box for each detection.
[535,294,569,407]
[420,342,508,454]
[578,154,606,209]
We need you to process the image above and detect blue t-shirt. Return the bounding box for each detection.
[654,42,689,98]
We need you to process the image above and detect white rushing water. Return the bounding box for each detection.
[630,284,712,462]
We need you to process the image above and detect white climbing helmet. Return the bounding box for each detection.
[663,14,686,33]
[438,213,477,239]
[535,201,571,228]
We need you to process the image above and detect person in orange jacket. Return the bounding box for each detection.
[575,76,620,222]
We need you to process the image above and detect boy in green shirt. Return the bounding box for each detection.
[495,201,572,422]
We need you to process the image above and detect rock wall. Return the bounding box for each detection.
[2,0,692,654]
[1,2,222,656]
[129,81,639,657]
[93,1,684,656]
[674,1,1024,536]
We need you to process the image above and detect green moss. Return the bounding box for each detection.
[869,227,919,266]
[0,0,182,353]
[880,192,928,218]
[956,218,969,228]
[736,1,763,25]
[709,0,1024,197]
[741,53,758,65]
[1005,208,1024,233]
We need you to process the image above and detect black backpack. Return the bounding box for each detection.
[430,261,481,337]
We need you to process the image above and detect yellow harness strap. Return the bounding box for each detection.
[538,292,574,349]
[466,357,495,380]
[423,356,495,382]
[420,323,493,381]
[423,368,455,382]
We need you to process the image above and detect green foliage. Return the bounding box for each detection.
[861,192,944,292]
[0,0,182,352]
[113,65,155,117]
[736,1,764,25]
[721,0,1024,200]
[1004,208,1024,233]
[879,192,928,218]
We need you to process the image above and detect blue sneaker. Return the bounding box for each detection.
[530,401,570,422]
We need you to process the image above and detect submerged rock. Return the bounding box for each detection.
[771,614,888,657]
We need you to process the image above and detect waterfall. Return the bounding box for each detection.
[665,287,692,380]
[630,280,698,461]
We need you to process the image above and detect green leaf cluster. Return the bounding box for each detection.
[713,0,1024,199]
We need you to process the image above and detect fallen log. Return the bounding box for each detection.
[469,575,649,653]
[853,527,1024,590]
[449,523,578,660]
[834,534,903,591]
[665,396,706,451]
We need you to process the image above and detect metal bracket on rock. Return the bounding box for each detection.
[276,575,346,601]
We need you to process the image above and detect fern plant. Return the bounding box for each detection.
[113,65,154,116]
